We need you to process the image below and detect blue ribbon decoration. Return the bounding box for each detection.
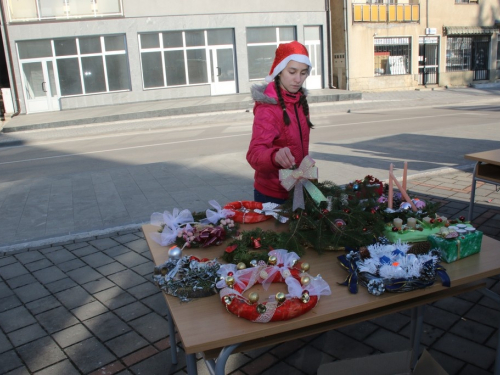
[436,265,450,287]
[337,254,359,294]
[392,249,404,257]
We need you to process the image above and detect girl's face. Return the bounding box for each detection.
[278,61,309,93]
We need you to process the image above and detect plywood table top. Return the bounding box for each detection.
[143,222,500,355]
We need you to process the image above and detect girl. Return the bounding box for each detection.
[247,41,314,204]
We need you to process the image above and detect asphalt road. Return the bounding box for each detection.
[1,101,499,185]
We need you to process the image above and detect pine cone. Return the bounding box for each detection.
[408,241,431,255]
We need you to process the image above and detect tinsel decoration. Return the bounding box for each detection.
[222,228,305,265]
[153,256,221,302]
[338,241,450,295]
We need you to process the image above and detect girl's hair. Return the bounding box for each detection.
[274,76,314,129]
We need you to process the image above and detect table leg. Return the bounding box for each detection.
[480,288,500,375]
[165,304,178,365]
[215,344,240,375]
[186,353,198,375]
[409,305,425,369]
[468,162,479,222]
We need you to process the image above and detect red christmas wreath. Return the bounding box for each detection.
[217,250,331,322]
[223,201,270,223]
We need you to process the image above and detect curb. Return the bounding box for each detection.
[0,222,146,255]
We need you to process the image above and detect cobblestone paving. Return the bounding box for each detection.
[0,169,499,374]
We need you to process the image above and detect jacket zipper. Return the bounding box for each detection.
[294,103,304,158]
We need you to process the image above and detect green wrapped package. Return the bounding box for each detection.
[384,219,444,244]
[428,230,483,263]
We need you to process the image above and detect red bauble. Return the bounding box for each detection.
[392,227,399,232]
[459,216,466,222]
[430,219,435,224]
[343,208,350,213]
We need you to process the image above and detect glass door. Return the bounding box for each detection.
[21,60,60,113]
[304,26,323,90]
[418,36,439,86]
[209,47,236,96]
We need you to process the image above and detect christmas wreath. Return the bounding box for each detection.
[338,241,450,296]
[217,250,331,322]
[223,201,272,223]
[153,256,221,302]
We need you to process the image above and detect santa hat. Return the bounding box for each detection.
[265,41,312,82]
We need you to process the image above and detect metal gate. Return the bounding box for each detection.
[472,37,489,81]
[418,37,438,85]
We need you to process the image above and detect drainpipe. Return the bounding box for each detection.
[325,0,334,89]
[426,0,429,29]
[343,0,350,90]
[0,0,20,118]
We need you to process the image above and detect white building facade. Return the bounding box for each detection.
[1,0,330,114]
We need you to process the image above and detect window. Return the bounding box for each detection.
[374,37,411,75]
[446,37,472,71]
[455,0,478,3]
[139,29,234,89]
[8,0,122,22]
[17,35,130,97]
[246,27,296,80]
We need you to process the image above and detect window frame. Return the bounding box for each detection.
[246,26,296,81]
[373,37,411,76]
[138,29,235,90]
[17,35,131,98]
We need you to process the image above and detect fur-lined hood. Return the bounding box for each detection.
[251,83,309,104]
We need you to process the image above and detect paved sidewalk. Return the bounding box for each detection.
[0,169,499,375]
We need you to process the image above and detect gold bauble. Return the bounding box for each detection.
[301,292,310,303]
[301,262,310,272]
[223,296,233,305]
[225,276,235,287]
[256,304,267,314]
[300,275,311,286]
[268,255,278,265]
[237,262,247,270]
[248,292,259,304]
[275,292,286,304]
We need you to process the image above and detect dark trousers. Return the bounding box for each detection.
[254,189,287,205]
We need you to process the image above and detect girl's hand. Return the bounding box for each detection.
[274,147,295,169]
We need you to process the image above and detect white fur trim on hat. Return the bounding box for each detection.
[265,54,312,82]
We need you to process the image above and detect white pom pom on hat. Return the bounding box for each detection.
[265,41,312,83]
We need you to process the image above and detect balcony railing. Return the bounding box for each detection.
[353,4,420,23]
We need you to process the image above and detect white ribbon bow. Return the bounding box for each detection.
[254,202,289,223]
[151,208,194,229]
[261,250,300,290]
[150,208,194,247]
[200,200,235,225]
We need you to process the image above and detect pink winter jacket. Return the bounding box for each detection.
[246,83,310,200]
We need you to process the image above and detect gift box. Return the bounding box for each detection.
[427,229,483,263]
[384,219,443,244]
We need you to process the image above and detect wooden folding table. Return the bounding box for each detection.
[143,223,500,375]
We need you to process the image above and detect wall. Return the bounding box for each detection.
[333,0,499,92]
[3,0,328,112]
